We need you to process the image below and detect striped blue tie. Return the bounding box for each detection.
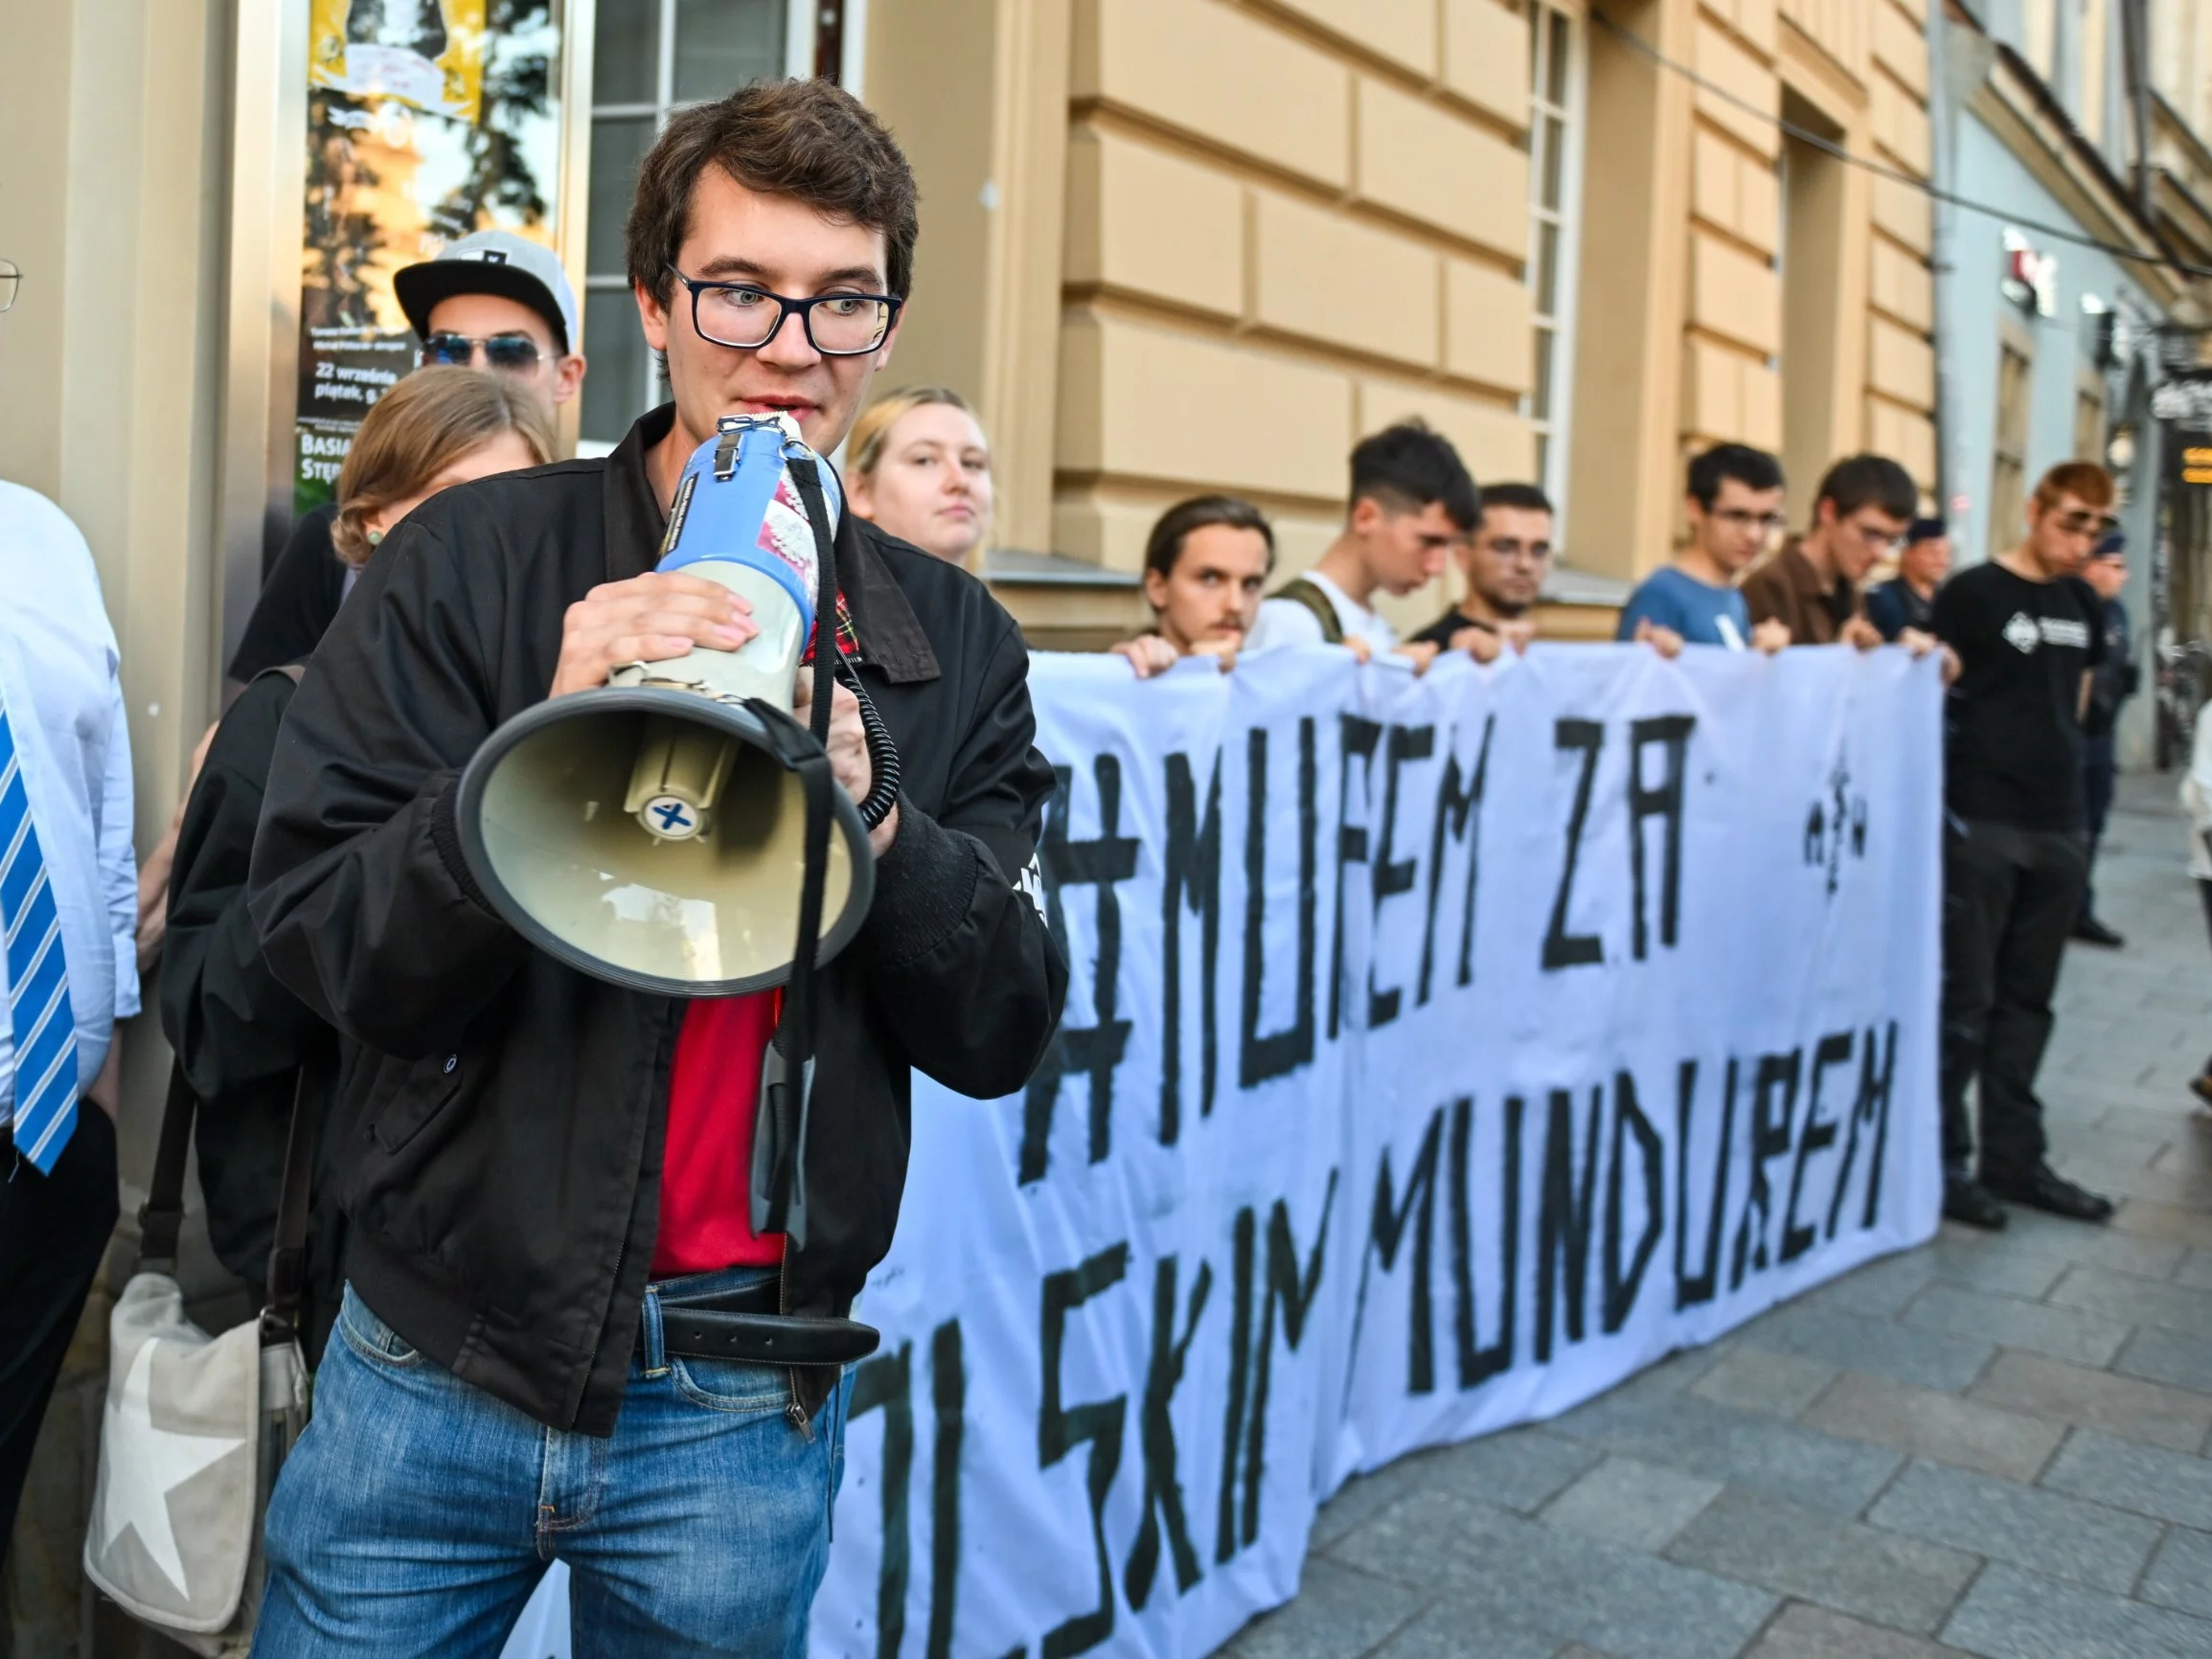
[0,704,78,1172]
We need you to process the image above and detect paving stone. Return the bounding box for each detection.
[2175,1247,2212,1290]
[1866,1459,2161,1592]
[2048,1264,2212,1339]
[1539,1457,1722,1552]
[1799,1371,2064,1482]
[1402,1427,1603,1517]
[2117,1325,2212,1395]
[1899,1284,2129,1368]
[2114,1198,2212,1252]
[2041,1429,2212,1529]
[1973,1216,2181,1284]
[1331,1486,1777,1659]
[1547,1390,1902,1516]
[1800,1254,1940,1318]
[1661,1488,1978,1634]
[2139,1527,2212,1622]
[1923,1239,2067,1300]
[1218,1557,1426,1659]
[1689,1349,1841,1420]
[1361,1601,1565,1659]
[1736,1304,1995,1394]
[1739,1603,1964,1659]
[1308,1461,1429,1554]
[1941,1562,2212,1659]
[1968,1350,2212,1454]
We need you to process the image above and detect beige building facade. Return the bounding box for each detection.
[872,0,1938,646]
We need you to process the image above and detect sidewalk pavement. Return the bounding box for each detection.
[1227,771,2212,1659]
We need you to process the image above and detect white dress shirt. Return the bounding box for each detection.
[0,482,139,1104]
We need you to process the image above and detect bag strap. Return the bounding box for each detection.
[261,1066,320,1345]
[136,1061,198,1271]
[1271,577,1344,644]
[747,450,842,1252]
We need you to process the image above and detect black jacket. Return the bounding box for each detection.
[247,406,1065,1434]
[160,669,345,1361]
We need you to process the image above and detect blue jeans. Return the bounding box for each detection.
[252,1271,850,1657]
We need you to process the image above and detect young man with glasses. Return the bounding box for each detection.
[1743,453,1917,648]
[1615,443,1791,652]
[1931,462,2118,1231]
[1409,481,1551,661]
[246,80,1064,1652]
[227,231,586,684]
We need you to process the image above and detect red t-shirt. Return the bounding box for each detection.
[651,991,786,1276]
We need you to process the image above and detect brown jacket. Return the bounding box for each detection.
[1742,538,1860,645]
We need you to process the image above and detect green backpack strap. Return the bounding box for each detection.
[1269,577,1343,645]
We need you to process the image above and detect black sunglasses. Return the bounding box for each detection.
[421,331,543,374]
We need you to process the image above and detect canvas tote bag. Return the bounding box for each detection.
[81,1059,316,1654]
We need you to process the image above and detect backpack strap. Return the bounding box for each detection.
[1270,577,1344,645]
[261,1067,320,1345]
[136,1062,197,1272]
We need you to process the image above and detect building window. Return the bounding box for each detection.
[1524,0,1584,515]
[580,0,815,451]
[1990,333,2034,560]
[2075,381,2107,470]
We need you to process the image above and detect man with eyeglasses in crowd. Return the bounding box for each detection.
[1743,454,1917,648]
[244,79,1062,1650]
[1614,443,1791,653]
[1933,462,2119,1232]
[226,231,586,685]
[1408,481,1552,661]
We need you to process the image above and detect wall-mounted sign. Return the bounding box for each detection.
[2001,227,2057,318]
[292,0,566,516]
[2153,372,2212,427]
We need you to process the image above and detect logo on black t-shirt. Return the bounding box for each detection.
[2001,609,2090,654]
[2002,612,2040,653]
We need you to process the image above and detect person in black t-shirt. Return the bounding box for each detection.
[1409,481,1550,663]
[1929,461,2118,1230]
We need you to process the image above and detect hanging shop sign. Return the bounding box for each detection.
[2001,228,2057,318]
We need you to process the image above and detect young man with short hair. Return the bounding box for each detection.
[1932,461,2118,1230]
[1744,453,1916,648]
[1113,494,1274,677]
[2074,533,2137,947]
[1242,420,1478,660]
[247,80,1064,1649]
[1408,480,1550,662]
[1615,443,1790,652]
[1865,517,1950,641]
[228,231,590,683]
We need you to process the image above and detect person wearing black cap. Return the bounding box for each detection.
[2073,532,2137,947]
[227,231,587,687]
[1864,516,1950,641]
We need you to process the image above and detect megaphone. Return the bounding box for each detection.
[454,414,876,998]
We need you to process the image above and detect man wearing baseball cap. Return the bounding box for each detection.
[228,231,587,684]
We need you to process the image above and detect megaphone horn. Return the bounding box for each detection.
[455,414,877,1000]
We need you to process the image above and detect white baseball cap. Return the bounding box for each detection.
[395,230,581,355]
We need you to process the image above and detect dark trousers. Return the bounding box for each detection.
[0,1106,118,1549]
[1940,821,2087,1181]
[2081,735,2116,920]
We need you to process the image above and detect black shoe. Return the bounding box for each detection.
[2070,917,2126,947]
[1983,1164,2116,1223]
[1943,1176,2008,1230]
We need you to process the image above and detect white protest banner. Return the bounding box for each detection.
[802,643,1943,1659]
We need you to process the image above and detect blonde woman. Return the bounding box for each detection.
[844,386,993,564]
[155,366,551,1358]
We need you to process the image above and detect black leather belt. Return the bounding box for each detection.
[648,1282,880,1368]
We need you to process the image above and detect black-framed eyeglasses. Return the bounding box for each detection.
[0,260,19,315]
[666,265,901,356]
[422,331,543,374]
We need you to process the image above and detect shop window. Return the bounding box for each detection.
[579,0,815,451]
[1524,0,1584,516]
[1990,334,2034,560]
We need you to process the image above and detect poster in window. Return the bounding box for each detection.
[293,1,564,515]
